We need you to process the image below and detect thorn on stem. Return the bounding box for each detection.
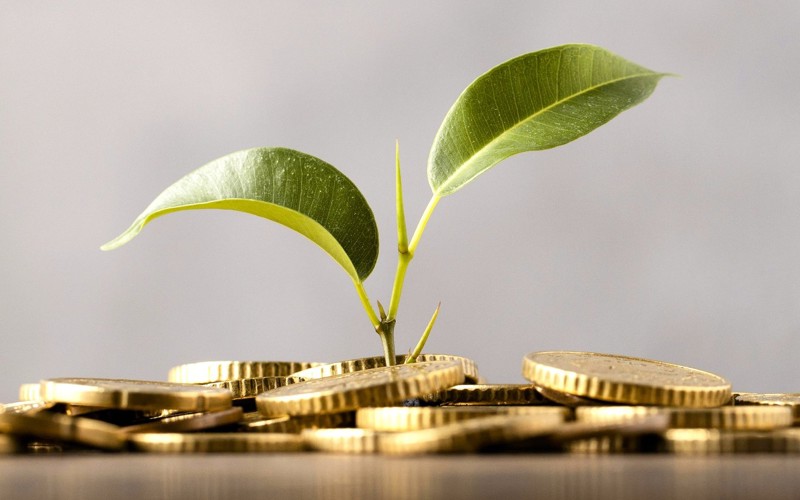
[405,302,442,364]
[377,300,387,321]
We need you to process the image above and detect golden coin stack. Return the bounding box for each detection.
[2,352,799,454]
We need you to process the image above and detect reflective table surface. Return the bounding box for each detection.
[2,454,799,499]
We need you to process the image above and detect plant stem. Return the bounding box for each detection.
[355,280,396,366]
[408,194,440,255]
[366,145,443,367]
[387,194,440,320]
[378,319,396,366]
[387,252,411,321]
[353,279,381,331]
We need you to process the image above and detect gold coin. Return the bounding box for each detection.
[470,413,669,453]
[519,413,670,453]
[257,361,465,417]
[26,441,70,454]
[128,432,304,453]
[0,412,125,451]
[422,384,550,406]
[167,360,325,384]
[239,415,293,433]
[535,387,604,407]
[202,377,286,399]
[576,405,793,430]
[18,383,42,402]
[356,406,568,432]
[664,428,797,454]
[549,415,669,443]
[62,405,108,416]
[240,412,355,433]
[409,355,480,384]
[0,435,24,454]
[40,378,232,412]
[0,401,54,415]
[778,429,800,452]
[119,407,243,434]
[734,393,800,422]
[568,437,638,453]
[287,354,480,384]
[302,428,385,453]
[63,407,175,427]
[568,433,663,454]
[523,351,731,407]
[380,413,564,455]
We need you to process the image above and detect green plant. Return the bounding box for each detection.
[102,44,668,365]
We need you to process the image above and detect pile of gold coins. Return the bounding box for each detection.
[1,351,799,454]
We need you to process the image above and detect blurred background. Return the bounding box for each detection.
[1,1,798,402]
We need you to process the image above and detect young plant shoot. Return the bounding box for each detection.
[102,44,668,366]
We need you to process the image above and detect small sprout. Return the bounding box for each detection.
[102,45,668,363]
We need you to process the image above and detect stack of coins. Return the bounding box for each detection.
[2,352,799,454]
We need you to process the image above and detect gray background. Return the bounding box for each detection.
[1,1,798,403]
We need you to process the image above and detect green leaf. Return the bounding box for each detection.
[102,147,379,282]
[428,44,668,196]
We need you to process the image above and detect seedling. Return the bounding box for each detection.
[102,44,667,366]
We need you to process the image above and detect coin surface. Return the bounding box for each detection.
[516,414,670,453]
[568,433,664,454]
[120,407,243,434]
[664,428,798,454]
[0,401,53,415]
[26,441,71,454]
[168,360,324,384]
[40,378,232,412]
[547,413,669,445]
[356,406,568,432]
[287,354,480,384]
[64,407,175,426]
[422,384,550,406]
[18,383,42,402]
[302,428,385,453]
[240,412,355,433]
[380,413,564,454]
[0,412,125,450]
[576,405,793,430]
[535,387,605,407]
[257,361,465,417]
[778,429,800,452]
[523,351,732,407]
[203,377,286,399]
[128,432,304,453]
[734,393,800,422]
[0,435,24,454]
